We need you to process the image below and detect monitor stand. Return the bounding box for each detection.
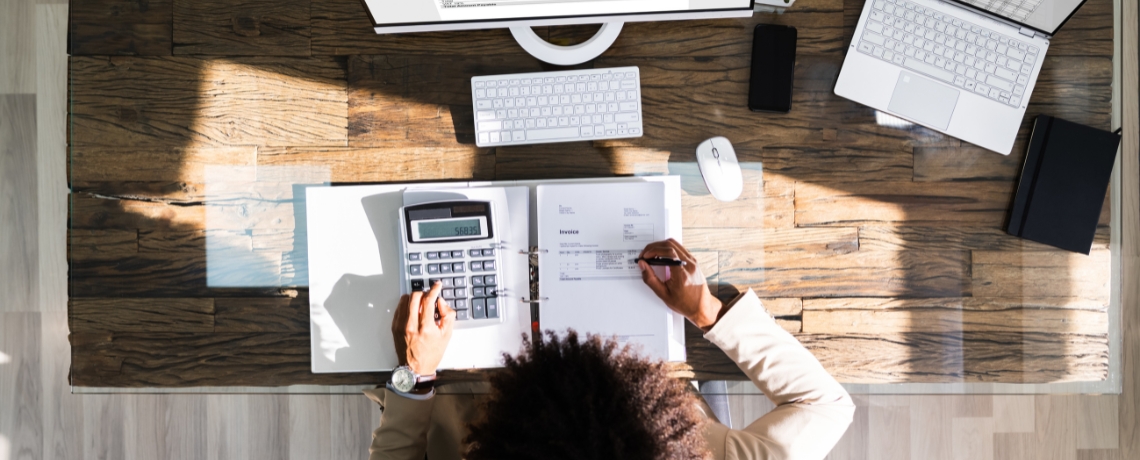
[510,23,623,66]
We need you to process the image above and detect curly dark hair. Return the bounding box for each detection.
[465,330,708,460]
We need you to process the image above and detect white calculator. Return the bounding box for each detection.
[399,200,505,327]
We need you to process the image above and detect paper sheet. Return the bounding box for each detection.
[537,181,684,361]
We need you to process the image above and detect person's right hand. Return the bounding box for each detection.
[390,281,456,376]
[638,239,726,331]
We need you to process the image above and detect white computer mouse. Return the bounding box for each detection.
[696,136,743,202]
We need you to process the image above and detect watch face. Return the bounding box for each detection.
[392,368,416,393]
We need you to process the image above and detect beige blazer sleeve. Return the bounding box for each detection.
[702,289,856,460]
[364,387,433,460]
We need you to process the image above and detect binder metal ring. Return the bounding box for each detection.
[519,249,548,255]
[520,297,548,304]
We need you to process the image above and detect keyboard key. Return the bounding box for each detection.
[483,260,496,271]
[469,249,481,257]
[470,261,483,272]
[441,278,454,288]
[453,262,466,273]
[442,289,455,300]
[455,288,467,298]
[408,265,422,276]
[482,248,495,257]
[902,58,954,83]
[426,252,439,260]
[485,286,497,297]
[410,279,425,291]
[473,299,486,319]
[986,75,1013,92]
[473,287,485,297]
[485,275,496,285]
[994,66,1021,80]
[438,252,451,260]
[472,276,485,286]
[426,264,439,275]
[456,309,469,320]
[527,127,581,141]
[455,299,467,310]
[487,298,499,318]
[453,277,466,287]
[407,253,421,261]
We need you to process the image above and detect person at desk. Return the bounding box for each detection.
[366,239,854,459]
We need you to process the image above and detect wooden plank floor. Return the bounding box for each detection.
[65,0,1118,387]
[0,0,1134,459]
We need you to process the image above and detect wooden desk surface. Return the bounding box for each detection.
[67,0,1115,387]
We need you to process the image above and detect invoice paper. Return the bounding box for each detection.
[536,181,686,362]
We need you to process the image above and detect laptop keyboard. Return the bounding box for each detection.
[858,0,1039,107]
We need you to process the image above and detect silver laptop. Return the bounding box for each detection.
[835,0,1088,155]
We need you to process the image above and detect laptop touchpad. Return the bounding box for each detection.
[887,71,960,131]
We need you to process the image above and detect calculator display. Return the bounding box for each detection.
[418,219,481,239]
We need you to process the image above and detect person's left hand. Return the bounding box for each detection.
[390,281,456,376]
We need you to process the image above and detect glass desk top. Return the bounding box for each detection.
[66,0,1125,395]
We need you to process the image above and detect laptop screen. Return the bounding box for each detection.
[954,0,1087,35]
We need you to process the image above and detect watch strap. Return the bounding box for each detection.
[386,381,436,401]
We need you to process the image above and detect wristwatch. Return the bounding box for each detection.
[388,366,436,399]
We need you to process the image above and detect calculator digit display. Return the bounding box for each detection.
[417,219,482,239]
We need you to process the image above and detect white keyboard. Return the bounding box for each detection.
[471,67,644,147]
[859,0,1039,107]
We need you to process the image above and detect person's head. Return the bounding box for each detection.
[465,330,707,460]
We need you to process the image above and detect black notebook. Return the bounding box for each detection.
[1007,116,1122,254]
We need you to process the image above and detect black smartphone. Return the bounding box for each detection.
[748,24,798,113]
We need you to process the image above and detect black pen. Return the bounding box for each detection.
[635,257,687,267]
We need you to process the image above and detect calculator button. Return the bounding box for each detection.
[472,276,485,286]
[485,286,497,297]
[439,252,451,260]
[410,279,425,291]
[408,265,423,276]
[456,309,469,320]
[452,250,464,258]
[408,253,421,261]
[455,288,467,298]
[442,278,454,287]
[440,264,452,274]
[473,299,487,319]
[427,264,440,275]
[484,275,496,285]
[473,287,486,297]
[453,277,466,287]
[487,298,498,318]
[454,299,467,309]
[453,262,466,273]
[442,289,455,299]
[470,261,483,272]
[429,278,442,286]
[426,252,439,260]
[482,248,495,257]
[483,260,496,271]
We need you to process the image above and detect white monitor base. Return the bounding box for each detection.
[510,22,623,66]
